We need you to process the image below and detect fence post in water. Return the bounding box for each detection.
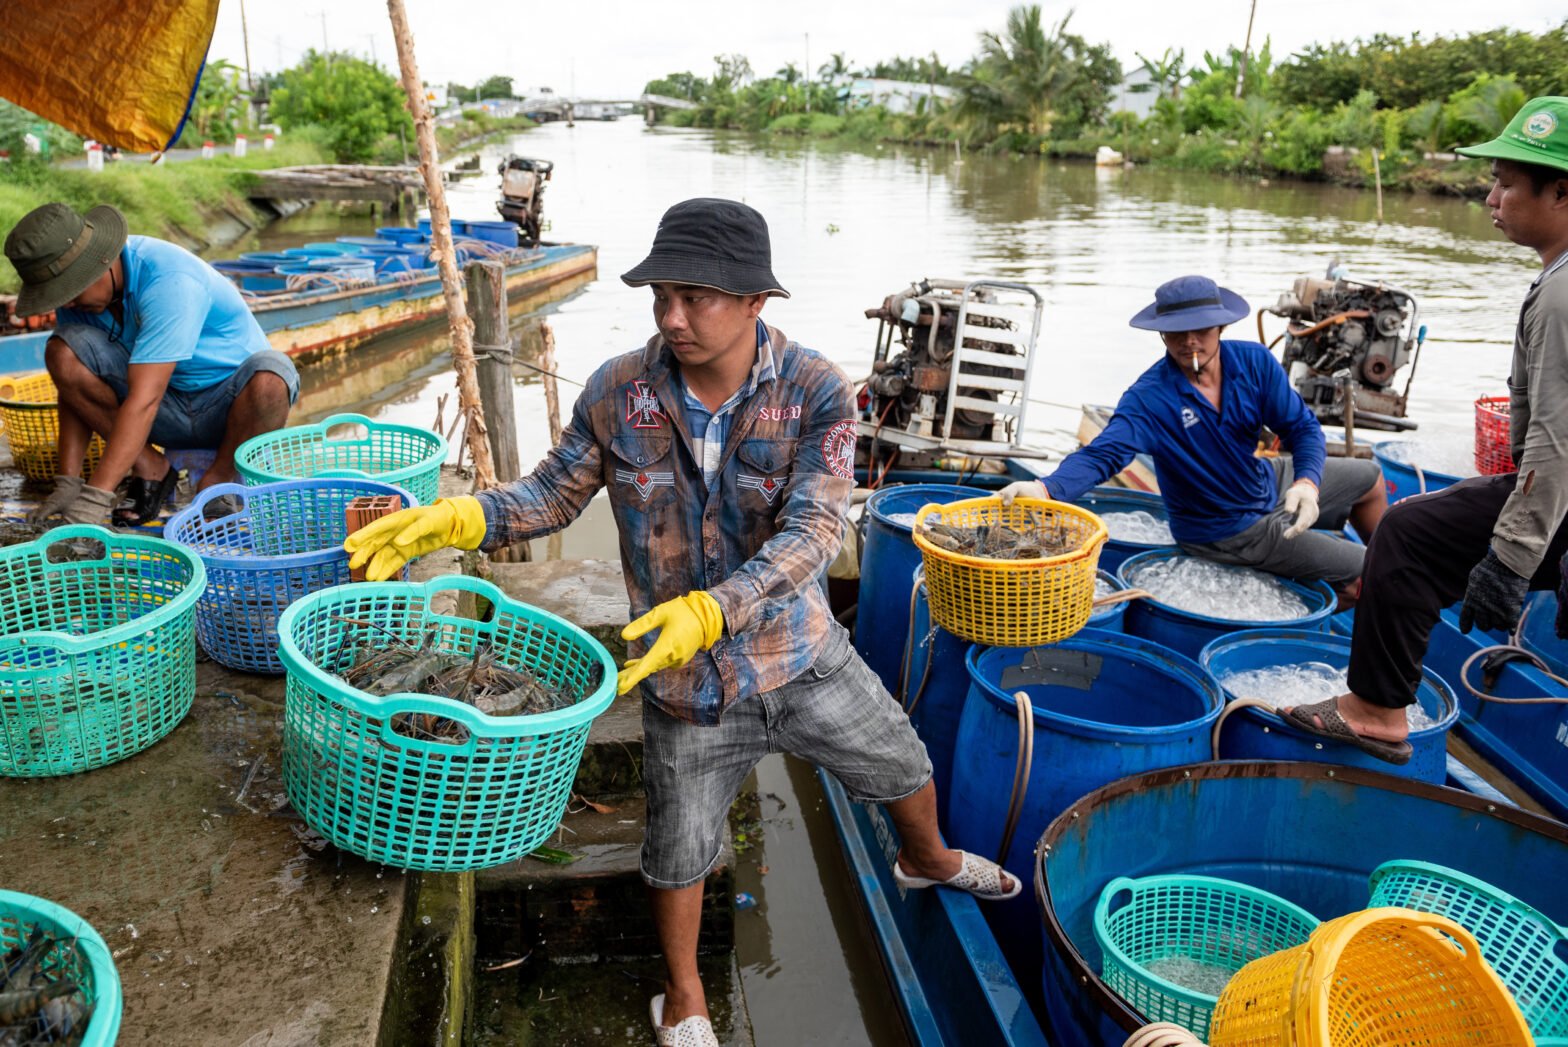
[466,259,529,562]
[539,321,563,449]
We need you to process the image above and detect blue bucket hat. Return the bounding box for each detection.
[1129,274,1249,332]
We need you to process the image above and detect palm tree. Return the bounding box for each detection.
[818,52,850,84]
[953,5,1079,140]
[1135,48,1184,101]
[1456,77,1526,138]
[775,63,802,85]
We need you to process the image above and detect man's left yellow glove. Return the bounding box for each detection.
[617,591,725,696]
[343,496,487,581]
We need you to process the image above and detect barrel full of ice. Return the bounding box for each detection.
[1100,510,1174,545]
[1125,556,1311,621]
[1094,575,1115,600]
[1217,662,1437,729]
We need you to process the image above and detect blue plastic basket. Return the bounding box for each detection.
[1369,859,1568,1036]
[0,890,122,1046]
[277,575,616,871]
[234,413,447,506]
[1094,874,1320,1039]
[164,479,415,673]
[0,526,205,777]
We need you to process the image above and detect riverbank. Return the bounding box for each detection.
[756,110,1494,199]
[0,113,534,294]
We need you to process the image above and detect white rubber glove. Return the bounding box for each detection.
[998,479,1049,506]
[1281,480,1320,539]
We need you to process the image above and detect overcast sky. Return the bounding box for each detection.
[208,1,1564,100]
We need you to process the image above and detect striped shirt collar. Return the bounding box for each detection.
[679,321,776,486]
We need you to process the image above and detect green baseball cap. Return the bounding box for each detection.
[1456,96,1568,174]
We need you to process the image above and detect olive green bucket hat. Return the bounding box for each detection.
[3,202,128,316]
[1456,96,1568,174]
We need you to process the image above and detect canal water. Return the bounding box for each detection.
[239,119,1534,1045]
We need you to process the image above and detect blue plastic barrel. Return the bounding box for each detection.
[418,217,469,236]
[904,583,979,816]
[1072,486,1174,572]
[949,633,1222,956]
[1373,441,1464,504]
[307,257,375,281]
[304,240,366,255]
[283,245,341,259]
[239,251,298,267]
[467,220,520,248]
[1088,570,1127,632]
[335,236,394,250]
[1116,549,1336,658]
[376,226,428,245]
[857,484,987,695]
[1200,629,1458,783]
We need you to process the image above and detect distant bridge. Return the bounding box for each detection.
[519,94,699,124]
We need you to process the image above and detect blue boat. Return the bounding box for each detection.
[0,239,598,373]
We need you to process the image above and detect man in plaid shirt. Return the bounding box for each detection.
[347,198,1017,1046]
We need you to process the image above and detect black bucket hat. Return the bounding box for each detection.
[4,202,128,316]
[621,198,789,298]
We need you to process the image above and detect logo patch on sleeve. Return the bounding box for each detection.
[614,468,675,500]
[625,381,665,429]
[821,420,857,480]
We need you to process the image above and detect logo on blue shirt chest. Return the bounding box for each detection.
[1180,406,1199,430]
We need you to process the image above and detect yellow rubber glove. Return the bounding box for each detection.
[617,591,725,696]
[343,496,487,581]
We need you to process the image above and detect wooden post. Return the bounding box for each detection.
[467,260,521,483]
[539,321,563,449]
[386,0,496,491]
[1372,149,1385,224]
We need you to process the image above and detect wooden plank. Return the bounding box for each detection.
[1447,734,1553,817]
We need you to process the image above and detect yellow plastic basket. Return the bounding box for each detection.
[1209,907,1534,1047]
[0,371,105,481]
[910,496,1107,646]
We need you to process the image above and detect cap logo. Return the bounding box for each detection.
[1523,110,1558,140]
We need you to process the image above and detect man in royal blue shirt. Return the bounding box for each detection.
[4,202,298,527]
[1002,275,1386,601]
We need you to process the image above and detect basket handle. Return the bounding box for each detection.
[186,482,251,520]
[415,574,510,633]
[1093,876,1140,923]
[313,467,378,482]
[373,691,488,754]
[35,525,115,569]
[319,413,374,442]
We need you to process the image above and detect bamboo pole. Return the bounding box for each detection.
[539,321,563,449]
[386,0,497,490]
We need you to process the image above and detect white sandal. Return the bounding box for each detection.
[650,993,720,1047]
[892,849,1022,901]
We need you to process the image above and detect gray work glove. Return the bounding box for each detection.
[998,479,1050,506]
[26,475,84,524]
[56,485,117,527]
[1459,549,1530,635]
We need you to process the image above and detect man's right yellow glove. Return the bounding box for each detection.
[344,496,487,581]
[617,591,725,696]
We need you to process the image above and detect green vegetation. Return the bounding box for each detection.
[269,50,413,163]
[645,6,1568,196]
[0,136,331,294]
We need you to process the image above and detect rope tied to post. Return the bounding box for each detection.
[471,340,515,365]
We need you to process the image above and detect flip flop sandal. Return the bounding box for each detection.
[891,849,1023,901]
[112,468,180,528]
[1282,697,1413,766]
[649,994,719,1047]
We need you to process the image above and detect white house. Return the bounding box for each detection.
[844,78,956,115]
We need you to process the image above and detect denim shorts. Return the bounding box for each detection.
[53,323,299,450]
[639,623,933,889]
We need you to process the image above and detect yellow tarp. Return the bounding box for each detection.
[0,0,219,152]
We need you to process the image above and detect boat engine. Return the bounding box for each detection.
[496,156,553,247]
[857,279,1044,478]
[1268,268,1423,431]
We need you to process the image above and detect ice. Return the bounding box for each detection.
[1379,439,1478,479]
[1125,556,1311,621]
[1218,664,1440,729]
[1143,955,1235,999]
[1100,510,1174,545]
[885,512,920,528]
[1094,575,1116,599]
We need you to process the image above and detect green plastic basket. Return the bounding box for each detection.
[0,526,205,777]
[276,575,616,871]
[1369,859,1568,1036]
[233,412,446,506]
[0,889,122,1045]
[1094,874,1321,1039]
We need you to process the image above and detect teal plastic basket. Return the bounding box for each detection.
[276,575,616,871]
[0,526,205,777]
[1369,859,1568,1036]
[0,889,122,1045]
[234,413,446,506]
[1094,874,1320,1039]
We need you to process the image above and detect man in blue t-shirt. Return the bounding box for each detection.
[4,203,299,526]
[1002,275,1386,601]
